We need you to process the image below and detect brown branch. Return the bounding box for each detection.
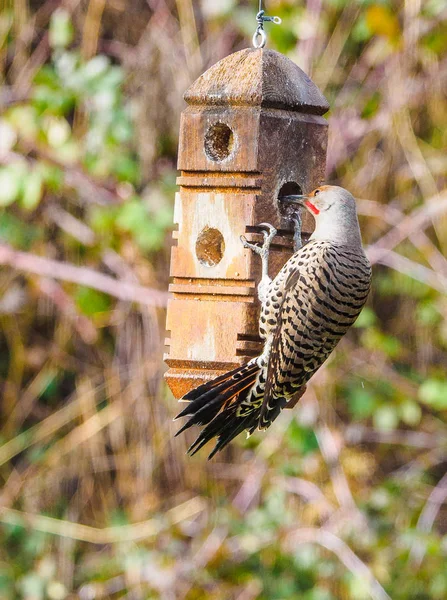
[315,422,367,529]
[358,198,447,276]
[0,497,205,544]
[275,476,335,518]
[374,250,447,294]
[306,388,367,530]
[0,243,169,307]
[38,277,98,343]
[344,425,445,450]
[366,191,447,264]
[410,471,447,567]
[45,205,97,246]
[285,528,391,600]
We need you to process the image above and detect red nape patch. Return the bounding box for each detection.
[305,200,320,215]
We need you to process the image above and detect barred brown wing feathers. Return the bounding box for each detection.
[260,244,323,428]
[259,242,371,430]
[174,363,258,431]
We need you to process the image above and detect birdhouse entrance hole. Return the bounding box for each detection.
[195,226,225,267]
[165,48,329,399]
[278,181,302,202]
[204,122,234,161]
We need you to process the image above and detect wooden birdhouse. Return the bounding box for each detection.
[164,48,329,399]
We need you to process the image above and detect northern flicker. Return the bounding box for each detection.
[175,185,372,458]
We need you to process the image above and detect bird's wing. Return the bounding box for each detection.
[259,244,367,429]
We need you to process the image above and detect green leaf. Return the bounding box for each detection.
[17,573,45,599]
[21,168,44,210]
[38,163,63,192]
[399,399,422,426]
[0,568,14,593]
[6,105,39,138]
[361,92,382,119]
[49,8,74,49]
[416,301,441,326]
[116,199,148,232]
[88,205,119,236]
[113,154,140,183]
[0,119,17,155]
[0,164,25,206]
[0,212,41,248]
[306,588,335,600]
[287,420,318,455]
[418,379,447,410]
[44,116,71,148]
[134,226,166,252]
[84,55,111,80]
[366,4,400,40]
[361,328,402,358]
[348,388,377,419]
[75,286,111,316]
[373,405,399,432]
[345,573,371,600]
[353,307,377,328]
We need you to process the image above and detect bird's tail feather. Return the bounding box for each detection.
[174,362,260,457]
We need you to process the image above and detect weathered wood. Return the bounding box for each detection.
[164,48,329,399]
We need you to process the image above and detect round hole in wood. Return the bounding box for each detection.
[204,122,234,161]
[278,181,303,201]
[195,226,225,267]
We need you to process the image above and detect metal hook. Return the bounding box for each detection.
[252,5,281,49]
[252,26,267,49]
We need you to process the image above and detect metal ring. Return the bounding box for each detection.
[252,28,266,49]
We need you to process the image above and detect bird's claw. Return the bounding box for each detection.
[240,235,258,253]
[290,213,302,252]
[258,222,277,246]
[240,223,277,256]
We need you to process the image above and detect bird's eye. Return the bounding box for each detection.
[314,189,320,195]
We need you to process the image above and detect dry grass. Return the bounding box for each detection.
[0,0,446,598]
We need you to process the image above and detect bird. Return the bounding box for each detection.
[174,185,372,458]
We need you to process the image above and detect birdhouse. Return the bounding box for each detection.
[164,48,329,399]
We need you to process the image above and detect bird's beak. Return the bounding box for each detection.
[280,194,308,205]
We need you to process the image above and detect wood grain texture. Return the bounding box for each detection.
[165,48,329,399]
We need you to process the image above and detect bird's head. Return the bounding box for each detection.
[281,185,362,246]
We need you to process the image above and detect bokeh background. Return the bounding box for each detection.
[1,0,446,598]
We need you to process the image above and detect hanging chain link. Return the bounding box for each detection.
[252,0,281,49]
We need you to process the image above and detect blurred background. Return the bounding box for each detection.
[0,0,446,598]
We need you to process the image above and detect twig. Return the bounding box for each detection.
[0,387,86,468]
[358,198,447,276]
[38,277,98,343]
[316,423,366,527]
[390,450,445,482]
[366,191,447,264]
[45,205,97,246]
[2,149,123,206]
[232,462,266,513]
[345,425,444,450]
[374,250,447,294]
[0,243,169,307]
[274,476,335,518]
[307,388,366,528]
[0,362,158,472]
[409,471,447,567]
[0,497,205,544]
[285,527,391,600]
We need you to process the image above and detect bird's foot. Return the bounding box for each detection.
[291,212,303,252]
[241,223,277,303]
[240,223,277,259]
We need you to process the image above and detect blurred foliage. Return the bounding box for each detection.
[0,0,446,599]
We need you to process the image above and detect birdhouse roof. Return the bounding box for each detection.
[184,48,329,116]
